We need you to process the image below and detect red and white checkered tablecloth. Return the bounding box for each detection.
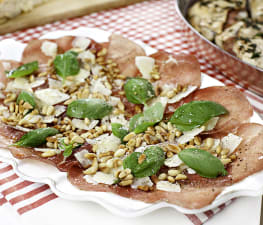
[0,0,262,225]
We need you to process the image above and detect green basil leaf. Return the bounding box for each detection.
[58,139,74,157]
[16,91,36,108]
[111,123,129,142]
[123,146,165,178]
[124,78,155,104]
[7,61,38,78]
[14,128,59,147]
[54,51,80,81]
[169,101,228,131]
[129,102,164,134]
[178,148,228,178]
[66,99,113,119]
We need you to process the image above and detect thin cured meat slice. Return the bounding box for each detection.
[229,123,263,183]
[22,39,56,64]
[0,124,83,172]
[106,34,146,77]
[151,51,201,87]
[0,60,21,86]
[67,162,224,209]
[67,123,263,209]
[190,86,253,135]
[22,36,103,65]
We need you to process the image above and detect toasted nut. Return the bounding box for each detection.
[221,148,230,156]
[41,150,57,158]
[230,154,237,160]
[205,138,214,149]
[221,158,232,165]
[123,132,136,142]
[138,154,146,164]
[167,176,175,183]
[158,173,167,180]
[175,174,187,180]
[166,151,174,158]
[119,180,133,186]
[114,148,126,158]
[138,185,152,192]
[84,153,96,160]
[168,169,180,177]
[119,171,127,179]
[83,158,98,175]
[194,136,201,146]
[71,135,85,144]
[216,145,222,154]
[123,174,133,181]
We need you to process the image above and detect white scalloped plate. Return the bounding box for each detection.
[0,27,263,217]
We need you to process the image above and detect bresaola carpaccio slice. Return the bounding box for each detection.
[106,34,146,77]
[151,50,201,87]
[67,123,263,209]
[0,32,261,210]
[189,86,253,135]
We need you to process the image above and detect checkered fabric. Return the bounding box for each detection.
[0,0,262,224]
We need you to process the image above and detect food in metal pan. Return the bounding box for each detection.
[188,0,263,69]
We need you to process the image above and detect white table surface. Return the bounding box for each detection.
[1,196,261,225]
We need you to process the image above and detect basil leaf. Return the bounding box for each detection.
[14,128,59,147]
[170,101,228,131]
[54,51,80,80]
[124,78,155,104]
[16,91,36,108]
[129,102,164,134]
[123,146,165,178]
[67,99,113,119]
[178,148,228,178]
[58,139,76,157]
[7,61,38,78]
[111,123,129,142]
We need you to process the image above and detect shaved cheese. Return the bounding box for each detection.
[14,125,32,132]
[41,41,57,57]
[90,77,111,96]
[0,92,5,99]
[35,88,69,105]
[54,105,66,117]
[204,117,219,131]
[0,105,9,117]
[78,50,96,64]
[135,56,155,79]
[96,134,121,154]
[21,114,42,124]
[164,154,183,167]
[187,168,196,174]
[167,86,197,104]
[221,133,243,155]
[48,78,61,89]
[156,181,181,192]
[93,172,115,185]
[73,68,90,84]
[110,114,129,127]
[74,150,92,168]
[30,78,46,88]
[73,37,91,50]
[91,64,103,75]
[177,126,205,144]
[42,116,55,123]
[148,96,168,109]
[84,175,98,185]
[108,96,121,106]
[131,177,153,189]
[72,118,99,130]
[6,77,32,92]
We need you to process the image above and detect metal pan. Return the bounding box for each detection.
[175,0,263,96]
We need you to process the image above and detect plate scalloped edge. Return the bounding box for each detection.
[0,27,263,217]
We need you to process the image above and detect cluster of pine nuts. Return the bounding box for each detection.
[115,168,134,186]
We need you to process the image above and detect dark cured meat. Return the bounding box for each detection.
[67,123,263,209]
[150,51,201,87]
